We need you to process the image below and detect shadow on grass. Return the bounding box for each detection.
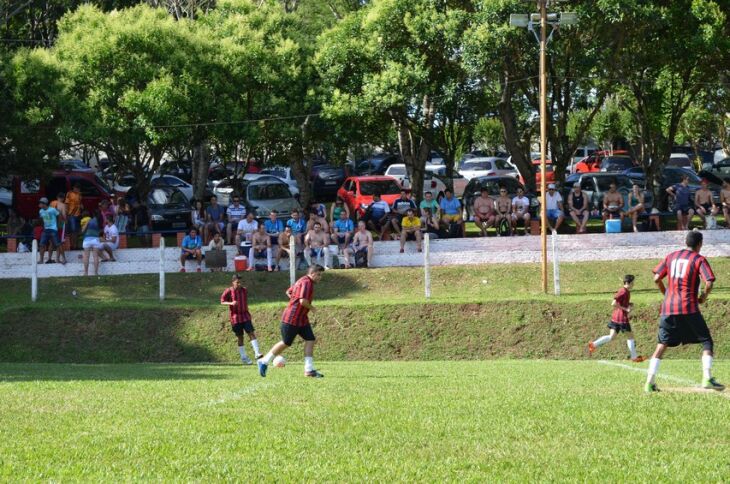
[0,363,231,382]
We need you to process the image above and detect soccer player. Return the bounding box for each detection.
[588,275,645,362]
[220,274,262,365]
[644,230,724,392]
[258,264,325,378]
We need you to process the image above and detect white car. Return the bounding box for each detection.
[459,157,518,181]
[113,174,194,201]
[668,153,695,172]
[259,166,300,196]
[384,164,447,197]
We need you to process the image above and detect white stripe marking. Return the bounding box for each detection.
[202,382,271,407]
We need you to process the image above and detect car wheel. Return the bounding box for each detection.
[0,204,7,224]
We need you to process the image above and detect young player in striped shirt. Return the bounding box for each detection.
[588,275,645,362]
[220,274,262,365]
[645,230,724,392]
[258,264,325,378]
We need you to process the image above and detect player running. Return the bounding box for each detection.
[645,230,724,392]
[588,274,645,362]
[220,274,262,365]
[258,264,325,378]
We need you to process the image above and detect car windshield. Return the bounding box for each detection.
[478,178,521,195]
[663,168,701,185]
[601,157,634,171]
[248,183,292,200]
[463,161,493,170]
[261,169,286,178]
[595,176,633,191]
[388,166,407,176]
[360,180,401,196]
[667,158,691,168]
[148,188,187,206]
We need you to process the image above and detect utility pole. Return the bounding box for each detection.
[538,0,548,293]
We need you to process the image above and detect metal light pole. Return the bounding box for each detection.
[509,4,576,293]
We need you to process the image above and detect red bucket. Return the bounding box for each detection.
[234,256,248,272]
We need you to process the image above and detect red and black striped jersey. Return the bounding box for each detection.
[653,249,715,315]
[221,287,252,325]
[281,275,314,327]
[611,287,630,323]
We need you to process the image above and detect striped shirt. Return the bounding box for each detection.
[220,287,252,325]
[611,287,630,324]
[653,249,715,315]
[281,275,314,327]
[226,204,247,222]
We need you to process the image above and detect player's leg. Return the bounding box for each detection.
[691,315,725,390]
[246,325,262,359]
[624,330,643,361]
[258,323,295,377]
[645,343,667,392]
[302,326,323,378]
[266,247,273,271]
[232,324,252,364]
[589,328,617,353]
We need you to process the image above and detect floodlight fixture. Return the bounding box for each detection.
[509,14,529,28]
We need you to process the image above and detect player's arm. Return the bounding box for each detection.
[654,273,666,295]
[666,186,675,196]
[611,298,630,312]
[298,298,314,311]
[220,290,236,306]
[699,280,713,303]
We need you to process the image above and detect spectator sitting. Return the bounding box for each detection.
[275,226,296,270]
[180,227,203,272]
[666,174,693,230]
[286,209,306,252]
[345,220,374,268]
[81,215,103,276]
[626,183,646,233]
[249,224,274,272]
[694,178,718,226]
[264,210,284,247]
[331,209,354,253]
[472,187,495,236]
[329,198,350,230]
[545,183,565,232]
[399,207,422,253]
[419,191,440,218]
[236,212,258,253]
[364,193,391,240]
[439,189,464,237]
[225,196,246,245]
[191,199,205,233]
[494,186,512,236]
[101,218,119,262]
[511,186,531,235]
[390,190,417,235]
[205,195,225,243]
[309,201,327,219]
[207,232,225,272]
[420,207,440,239]
[306,211,329,233]
[304,221,330,268]
[721,178,730,228]
[602,181,625,226]
[568,182,589,234]
[38,197,60,264]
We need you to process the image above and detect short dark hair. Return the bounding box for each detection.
[314,221,322,227]
[270,210,278,215]
[308,264,325,274]
[232,274,241,282]
[210,195,217,201]
[480,186,488,192]
[445,188,452,193]
[623,274,635,284]
[686,229,703,250]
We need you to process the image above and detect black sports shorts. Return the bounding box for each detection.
[232,321,255,336]
[280,322,316,346]
[658,313,713,351]
[608,322,632,333]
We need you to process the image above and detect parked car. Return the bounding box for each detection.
[260,166,300,196]
[667,153,694,172]
[574,150,634,173]
[562,173,654,213]
[355,154,402,175]
[311,164,346,201]
[0,186,12,224]
[462,175,538,221]
[459,157,518,181]
[127,186,191,231]
[12,170,113,221]
[424,165,468,198]
[337,176,404,217]
[112,174,195,202]
[384,164,447,199]
[709,158,730,179]
[599,155,636,172]
[517,159,556,188]
[213,175,300,219]
[59,159,92,171]
[159,160,193,183]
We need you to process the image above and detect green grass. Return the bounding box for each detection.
[1,361,729,481]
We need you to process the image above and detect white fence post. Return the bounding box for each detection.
[424,232,431,299]
[552,231,560,296]
[289,235,296,286]
[31,239,38,302]
[159,236,166,301]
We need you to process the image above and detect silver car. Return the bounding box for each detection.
[214,175,300,219]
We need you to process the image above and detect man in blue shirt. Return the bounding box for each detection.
[286,209,307,252]
[331,210,355,252]
[180,227,203,272]
[205,196,225,242]
[38,197,60,264]
[667,174,694,230]
[365,193,391,240]
[264,210,284,246]
[439,189,464,237]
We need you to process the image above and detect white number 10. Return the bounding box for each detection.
[670,259,689,278]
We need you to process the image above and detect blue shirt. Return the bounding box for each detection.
[334,219,354,233]
[264,219,284,235]
[369,200,390,219]
[182,235,202,250]
[392,198,417,215]
[206,205,224,222]
[287,218,306,234]
[39,207,59,231]
[439,196,461,215]
[673,184,691,208]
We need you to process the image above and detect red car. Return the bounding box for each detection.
[337,176,404,217]
[518,159,555,189]
[575,150,634,173]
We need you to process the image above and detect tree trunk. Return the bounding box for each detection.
[191,142,210,202]
[498,72,534,190]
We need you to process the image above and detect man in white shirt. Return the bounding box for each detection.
[226,197,246,245]
[545,183,565,232]
[511,186,531,235]
[101,218,119,261]
[236,212,258,254]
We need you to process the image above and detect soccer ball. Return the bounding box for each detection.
[273,356,286,368]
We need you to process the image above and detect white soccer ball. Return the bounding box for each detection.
[273,355,286,368]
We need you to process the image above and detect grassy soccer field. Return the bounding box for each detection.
[1,360,729,481]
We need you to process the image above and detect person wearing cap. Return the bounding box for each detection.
[721,178,730,228]
[666,174,693,230]
[694,178,718,227]
[545,183,565,232]
[37,197,61,264]
[568,182,589,233]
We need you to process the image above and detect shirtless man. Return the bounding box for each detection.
[494,186,512,235]
[50,192,68,264]
[306,211,329,234]
[721,178,730,228]
[275,225,295,269]
[345,221,374,268]
[248,224,273,272]
[602,181,624,224]
[473,187,496,236]
[694,178,718,226]
[304,221,330,268]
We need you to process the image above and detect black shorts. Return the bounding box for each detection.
[699,203,712,212]
[677,206,692,215]
[608,322,632,333]
[231,321,255,336]
[658,313,713,351]
[280,322,316,346]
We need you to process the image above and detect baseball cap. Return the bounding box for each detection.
[573,182,580,188]
[39,197,49,205]
[548,183,556,189]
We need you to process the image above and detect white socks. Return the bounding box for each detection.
[250,339,260,356]
[627,339,637,359]
[593,335,612,348]
[262,351,275,365]
[238,346,248,361]
[304,356,314,373]
[702,354,713,380]
[647,357,661,385]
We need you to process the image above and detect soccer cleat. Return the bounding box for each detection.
[305,370,324,378]
[258,361,268,377]
[702,378,725,391]
[241,355,253,365]
[631,356,646,363]
[588,341,596,355]
[255,353,263,360]
[644,382,660,393]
